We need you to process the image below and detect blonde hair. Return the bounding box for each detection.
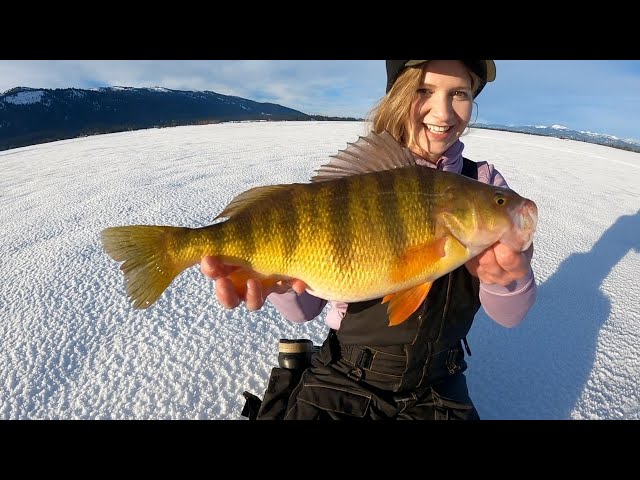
[367,61,482,148]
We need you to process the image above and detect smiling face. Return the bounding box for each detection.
[406,60,475,163]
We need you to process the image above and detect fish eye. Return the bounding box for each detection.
[494,193,507,206]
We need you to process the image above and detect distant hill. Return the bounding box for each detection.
[1,86,639,154]
[0,86,361,151]
[474,123,640,154]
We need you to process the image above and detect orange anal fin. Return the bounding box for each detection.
[389,237,447,284]
[226,269,281,298]
[382,282,433,327]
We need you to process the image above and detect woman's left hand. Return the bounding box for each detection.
[465,242,534,286]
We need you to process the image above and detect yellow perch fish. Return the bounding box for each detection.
[101,131,538,326]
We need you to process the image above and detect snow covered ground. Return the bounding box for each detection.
[1,121,638,419]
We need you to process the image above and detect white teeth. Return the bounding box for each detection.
[426,124,451,133]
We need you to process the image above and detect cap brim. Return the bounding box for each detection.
[405,60,495,83]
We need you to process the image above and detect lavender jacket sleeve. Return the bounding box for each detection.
[266,289,328,323]
[267,162,537,329]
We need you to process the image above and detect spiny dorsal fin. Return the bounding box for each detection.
[215,185,295,220]
[311,130,416,183]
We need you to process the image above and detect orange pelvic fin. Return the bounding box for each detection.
[382,282,433,327]
[226,268,282,298]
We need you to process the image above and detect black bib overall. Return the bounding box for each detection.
[254,159,482,420]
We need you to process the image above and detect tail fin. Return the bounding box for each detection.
[101,225,198,309]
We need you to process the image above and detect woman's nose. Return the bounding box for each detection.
[428,94,454,121]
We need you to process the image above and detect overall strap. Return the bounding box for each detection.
[460,157,478,180]
[457,156,478,360]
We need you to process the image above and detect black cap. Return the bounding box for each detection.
[385,60,496,98]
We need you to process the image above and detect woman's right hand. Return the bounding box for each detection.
[201,256,307,311]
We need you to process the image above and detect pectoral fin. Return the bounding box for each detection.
[389,237,447,283]
[382,282,433,326]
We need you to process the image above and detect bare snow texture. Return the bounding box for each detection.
[1,121,638,420]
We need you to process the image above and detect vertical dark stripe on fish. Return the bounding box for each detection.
[267,195,284,267]
[327,178,348,266]
[416,168,436,237]
[280,187,298,265]
[393,167,423,242]
[376,170,406,256]
[216,216,228,257]
[232,211,254,260]
[246,205,260,261]
[208,223,220,256]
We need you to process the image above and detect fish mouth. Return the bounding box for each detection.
[501,198,538,252]
[519,199,538,233]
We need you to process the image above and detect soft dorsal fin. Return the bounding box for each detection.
[215,185,294,220]
[311,130,417,183]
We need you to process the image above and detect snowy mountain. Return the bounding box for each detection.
[1,85,638,154]
[0,86,359,151]
[476,123,640,154]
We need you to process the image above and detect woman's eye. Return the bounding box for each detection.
[417,88,432,96]
[454,90,470,99]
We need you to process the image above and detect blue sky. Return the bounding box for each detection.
[1,60,639,141]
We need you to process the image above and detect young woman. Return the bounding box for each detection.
[202,60,537,419]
